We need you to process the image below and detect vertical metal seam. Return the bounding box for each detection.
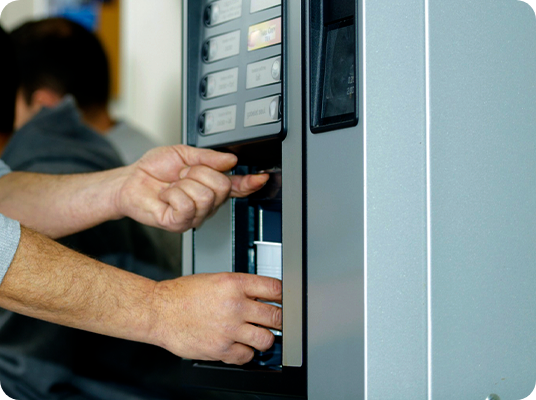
[181,0,194,277]
[424,0,433,398]
[362,0,368,398]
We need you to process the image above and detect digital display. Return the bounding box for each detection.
[320,19,356,122]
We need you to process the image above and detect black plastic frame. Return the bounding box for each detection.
[309,0,358,134]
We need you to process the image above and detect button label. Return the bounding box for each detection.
[246,56,281,89]
[248,17,282,51]
[205,0,242,27]
[202,30,241,63]
[201,67,239,99]
[250,0,281,13]
[244,96,281,127]
[199,105,237,135]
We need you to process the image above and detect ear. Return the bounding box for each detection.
[31,89,63,108]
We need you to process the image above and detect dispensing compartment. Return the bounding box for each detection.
[310,0,358,133]
[228,155,284,369]
[180,144,305,399]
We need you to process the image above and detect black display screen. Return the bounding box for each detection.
[321,20,356,120]
[311,16,358,133]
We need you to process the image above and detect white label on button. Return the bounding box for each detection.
[246,56,281,89]
[206,30,240,62]
[244,95,280,127]
[207,0,242,26]
[202,105,237,135]
[203,67,239,98]
[250,0,281,13]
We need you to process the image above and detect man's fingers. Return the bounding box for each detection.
[238,274,282,303]
[180,166,268,200]
[230,174,269,198]
[178,165,232,208]
[158,167,229,230]
[221,343,255,365]
[244,299,282,331]
[158,185,196,230]
[167,179,216,225]
[173,145,238,172]
[234,324,276,353]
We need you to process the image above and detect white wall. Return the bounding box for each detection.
[1,0,47,30]
[119,1,183,146]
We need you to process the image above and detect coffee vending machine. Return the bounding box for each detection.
[180,0,536,399]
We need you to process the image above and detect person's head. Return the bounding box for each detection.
[10,17,110,129]
[0,25,18,135]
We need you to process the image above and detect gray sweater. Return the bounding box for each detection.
[0,161,20,285]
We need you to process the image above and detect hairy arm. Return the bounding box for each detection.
[0,226,282,365]
[0,145,268,239]
[0,226,158,343]
[0,168,127,239]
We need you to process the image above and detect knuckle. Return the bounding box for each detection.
[176,197,196,217]
[271,278,282,298]
[242,348,255,364]
[221,346,254,366]
[197,187,215,209]
[222,178,232,194]
[271,306,282,329]
[220,272,240,288]
[217,339,231,355]
[254,329,274,352]
[214,176,232,198]
[211,336,233,361]
[235,348,255,365]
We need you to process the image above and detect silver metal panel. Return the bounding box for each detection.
[193,200,234,274]
[305,1,364,398]
[363,0,429,399]
[281,0,303,368]
[306,130,365,398]
[428,1,536,398]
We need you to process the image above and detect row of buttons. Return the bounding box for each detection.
[198,0,282,134]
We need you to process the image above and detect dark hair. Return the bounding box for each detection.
[0,25,18,134]
[10,17,110,111]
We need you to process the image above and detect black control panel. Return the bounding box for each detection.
[185,0,284,149]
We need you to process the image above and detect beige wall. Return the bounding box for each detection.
[1,0,47,30]
[119,1,182,146]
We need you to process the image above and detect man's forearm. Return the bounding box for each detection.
[0,226,283,365]
[0,226,156,344]
[0,168,126,238]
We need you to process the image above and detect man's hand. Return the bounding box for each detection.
[117,145,269,233]
[150,273,282,365]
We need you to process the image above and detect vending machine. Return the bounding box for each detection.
[180,0,536,399]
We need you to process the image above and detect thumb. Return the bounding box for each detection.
[173,145,238,172]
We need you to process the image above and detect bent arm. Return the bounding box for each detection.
[0,145,268,239]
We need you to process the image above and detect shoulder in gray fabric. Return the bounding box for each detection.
[2,97,124,174]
